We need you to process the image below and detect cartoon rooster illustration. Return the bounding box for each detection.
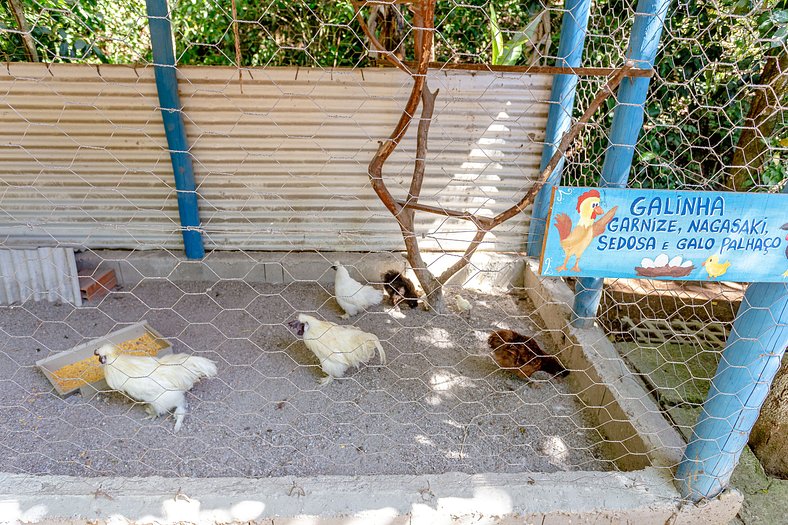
[553,189,618,273]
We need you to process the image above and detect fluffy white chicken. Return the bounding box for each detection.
[94,344,217,433]
[288,314,385,385]
[332,262,384,319]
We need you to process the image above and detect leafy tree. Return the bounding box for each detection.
[1,0,148,63]
[568,0,784,191]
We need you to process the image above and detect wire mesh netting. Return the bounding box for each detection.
[0,0,786,508]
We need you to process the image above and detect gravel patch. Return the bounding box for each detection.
[0,280,610,477]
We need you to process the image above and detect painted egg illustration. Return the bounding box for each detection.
[654,254,670,267]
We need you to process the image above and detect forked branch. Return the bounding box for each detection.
[362,0,633,309]
[351,1,413,75]
[432,62,634,285]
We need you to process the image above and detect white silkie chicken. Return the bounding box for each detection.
[287,314,386,385]
[332,262,384,319]
[94,344,217,433]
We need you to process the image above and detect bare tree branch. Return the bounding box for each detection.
[397,85,443,305]
[405,86,438,207]
[231,0,243,92]
[399,61,653,77]
[366,0,434,220]
[398,62,634,230]
[8,0,39,62]
[432,62,634,286]
[437,229,488,285]
[366,0,633,310]
[393,200,486,226]
[489,60,634,227]
[352,1,413,75]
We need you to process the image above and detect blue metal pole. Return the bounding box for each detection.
[145,0,205,259]
[676,182,788,500]
[571,0,671,327]
[526,0,592,257]
[676,283,788,500]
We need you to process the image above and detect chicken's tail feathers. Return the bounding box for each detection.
[159,354,218,379]
[185,355,218,379]
[541,355,568,377]
[370,287,385,304]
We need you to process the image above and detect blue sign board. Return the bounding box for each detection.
[539,187,788,282]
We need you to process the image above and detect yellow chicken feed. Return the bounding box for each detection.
[50,332,168,392]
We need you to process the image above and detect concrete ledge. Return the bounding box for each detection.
[74,250,527,291]
[523,260,687,470]
[0,468,741,524]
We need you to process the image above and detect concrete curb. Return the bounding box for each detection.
[75,250,527,292]
[522,259,687,470]
[0,468,741,524]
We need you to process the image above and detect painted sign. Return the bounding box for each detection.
[539,186,788,282]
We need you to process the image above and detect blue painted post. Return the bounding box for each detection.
[145,0,205,259]
[526,0,592,256]
[676,185,788,500]
[571,0,671,327]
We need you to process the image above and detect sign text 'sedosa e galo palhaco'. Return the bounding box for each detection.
[539,187,788,282]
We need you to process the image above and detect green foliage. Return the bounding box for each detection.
[0,0,148,63]
[170,1,363,67]
[568,0,782,191]
[1,1,542,66]
[0,0,782,192]
[488,3,543,66]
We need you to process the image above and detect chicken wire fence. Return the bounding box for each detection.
[0,0,785,499]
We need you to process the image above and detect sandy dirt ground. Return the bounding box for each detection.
[0,279,609,477]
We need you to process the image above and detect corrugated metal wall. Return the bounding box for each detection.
[0,247,81,305]
[0,63,551,252]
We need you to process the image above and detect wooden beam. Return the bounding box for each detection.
[388,61,655,78]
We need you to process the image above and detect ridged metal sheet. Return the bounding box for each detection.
[0,247,81,306]
[0,63,552,252]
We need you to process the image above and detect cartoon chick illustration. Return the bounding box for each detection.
[553,189,617,273]
[701,255,731,278]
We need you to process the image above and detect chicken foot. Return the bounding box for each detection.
[556,256,581,273]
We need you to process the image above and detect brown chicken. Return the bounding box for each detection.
[487,329,566,380]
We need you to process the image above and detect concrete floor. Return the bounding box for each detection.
[0,281,609,478]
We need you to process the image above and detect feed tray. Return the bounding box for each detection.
[36,321,172,397]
